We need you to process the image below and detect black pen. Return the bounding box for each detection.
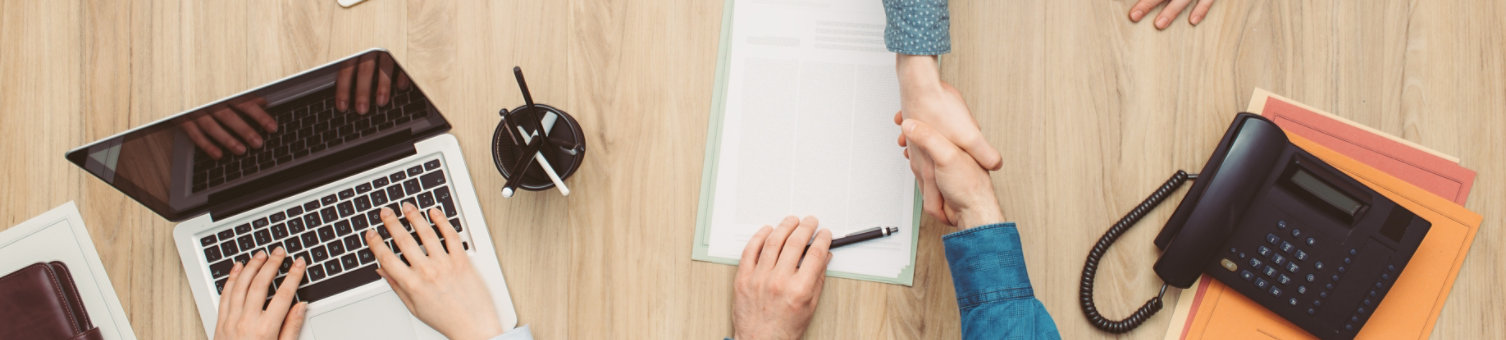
[808,226,900,251]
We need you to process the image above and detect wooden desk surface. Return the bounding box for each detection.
[0,0,1500,338]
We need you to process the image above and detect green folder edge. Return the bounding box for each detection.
[691,0,922,286]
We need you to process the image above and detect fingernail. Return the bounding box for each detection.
[901,120,916,132]
[1156,17,1170,29]
[274,247,285,255]
[337,101,347,111]
[1131,10,1143,20]
[357,102,368,113]
[1192,15,1203,25]
[249,137,262,148]
[381,208,393,217]
[233,145,246,154]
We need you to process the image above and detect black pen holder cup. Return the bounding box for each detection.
[490,104,586,192]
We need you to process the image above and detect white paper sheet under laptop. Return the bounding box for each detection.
[693,0,920,285]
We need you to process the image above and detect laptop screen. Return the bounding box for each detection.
[66,50,450,221]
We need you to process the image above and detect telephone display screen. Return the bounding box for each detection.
[1288,168,1364,218]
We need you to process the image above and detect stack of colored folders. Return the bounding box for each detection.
[1161,89,1483,340]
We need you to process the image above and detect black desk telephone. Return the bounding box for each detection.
[1078,113,1431,339]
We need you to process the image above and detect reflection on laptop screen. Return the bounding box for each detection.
[66,50,449,221]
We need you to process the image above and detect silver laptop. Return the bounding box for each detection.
[66,48,517,339]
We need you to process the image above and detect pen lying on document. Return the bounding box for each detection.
[806,226,899,252]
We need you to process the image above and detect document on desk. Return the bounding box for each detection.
[692,0,919,285]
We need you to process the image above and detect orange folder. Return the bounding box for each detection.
[1177,134,1483,339]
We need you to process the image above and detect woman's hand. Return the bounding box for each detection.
[363,203,504,340]
[212,248,308,340]
[1128,0,1216,29]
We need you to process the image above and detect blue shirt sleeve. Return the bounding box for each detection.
[882,0,952,55]
[943,223,1062,340]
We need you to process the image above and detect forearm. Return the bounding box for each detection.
[943,223,1061,339]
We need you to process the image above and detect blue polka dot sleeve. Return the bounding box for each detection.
[883,0,951,55]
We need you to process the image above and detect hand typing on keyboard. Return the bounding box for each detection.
[336,52,411,115]
[362,203,504,340]
[212,248,308,340]
[181,97,279,160]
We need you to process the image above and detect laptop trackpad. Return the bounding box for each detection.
[312,293,416,339]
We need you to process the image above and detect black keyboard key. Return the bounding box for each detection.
[306,264,326,282]
[373,177,390,187]
[253,217,270,228]
[210,260,234,278]
[303,200,320,212]
[284,237,304,253]
[406,165,423,176]
[320,207,338,223]
[389,171,406,182]
[357,249,375,264]
[286,205,304,217]
[318,226,336,243]
[417,191,435,208]
[352,215,370,230]
[334,220,353,236]
[287,218,306,233]
[370,190,388,206]
[271,223,289,239]
[301,232,319,247]
[356,183,373,194]
[419,172,446,190]
[204,246,223,262]
[254,229,272,245]
[327,240,346,256]
[402,179,420,197]
[217,229,235,240]
[279,257,293,274]
[354,196,372,211]
[424,159,440,171]
[366,210,383,226]
[449,218,462,232]
[270,212,286,223]
[438,193,457,217]
[296,264,379,302]
[377,226,391,239]
[235,223,253,234]
[338,189,355,200]
[324,260,344,275]
[344,234,363,250]
[340,253,359,269]
[234,253,250,265]
[303,213,322,228]
[311,245,329,262]
[237,235,256,251]
[294,252,311,267]
[386,185,404,201]
[321,194,338,205]
[201,234,218,246]
[221,241,240,257]
[337,201,355,218]
[216,278,228,293]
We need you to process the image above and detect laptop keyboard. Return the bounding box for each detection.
[197,157,470,305]
[191,87,432,192]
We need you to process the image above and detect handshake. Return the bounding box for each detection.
[892,54,1006,230]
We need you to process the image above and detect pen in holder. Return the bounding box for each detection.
[491,66,586,197]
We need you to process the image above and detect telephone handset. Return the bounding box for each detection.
[1079,113,1431,340]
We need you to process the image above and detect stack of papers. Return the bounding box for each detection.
[1162,89,1482,339]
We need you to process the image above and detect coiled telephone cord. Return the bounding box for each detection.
[1078,170,1196,333]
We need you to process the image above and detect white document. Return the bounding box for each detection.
[0,202,137,339]
[699,0,918,284]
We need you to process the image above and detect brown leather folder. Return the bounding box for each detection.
[0,262,104,340]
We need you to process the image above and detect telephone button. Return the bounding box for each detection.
[1255,278,1269,289]
[1220,258,1238,271]
[1272,254,1287,265]
[1286,263,1300,273]
[1277,220,1288,229]
[1306,274,1316,282]
[1307,308,1317,315]
[1306,237,1317,246]
[1297,285,1308,294]
[1289,298,1298,306]
[1258,246,1272,257]
[1315,261,1326,270]
[1240,270,1255,281]
[1291,228,1303,238]
[1277,274,1291,285]
[1279,241,1295,253]
[1264,266,1278,277]
[1249,258,1263,269]
[1294,250,1309,261]
[1266,233,1280,244]
[1270,286,1282,296]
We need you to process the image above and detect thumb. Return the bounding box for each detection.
[902,119,963,164]
[278,302,307,340]
[957,134,1004,171]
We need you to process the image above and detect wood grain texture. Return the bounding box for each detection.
[0,0,1500,338]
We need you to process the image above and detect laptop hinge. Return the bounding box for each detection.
[208,131,416,221]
